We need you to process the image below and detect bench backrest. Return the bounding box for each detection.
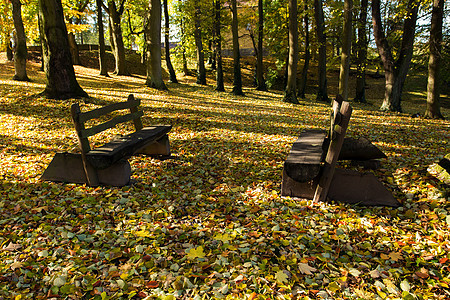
[71,94,144,153]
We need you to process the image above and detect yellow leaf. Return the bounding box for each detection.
[135,230,150,238]
[389,252,403,261]
[275,270,288,283]
[380,253,389,260]
[187,246,206,260]
[298,262,317,275]
[214,233,233,243]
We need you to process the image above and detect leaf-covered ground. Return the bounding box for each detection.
[0,55,449,299]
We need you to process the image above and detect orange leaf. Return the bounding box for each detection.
[439,257,449,264]
[146,281,159,288]
[249,292,258,300]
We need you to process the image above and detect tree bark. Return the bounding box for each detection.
[163,0,178,83]
[193,0,206,85]
[215,0,224,91]
[354,0,368,103]
[108,0,129,75]
[424,0,444,119]
[12,0,30,81]
[338,0,352,101]
[39,0,88,99]
[313,0,328,102]
[68,23,81,65]
[298,3,310,99]
[145,0,167,90]
[255,0,266,91]
[96,0,109,76]
[372,0,418,112]
[231,0,243,95]
[284,0,299,104]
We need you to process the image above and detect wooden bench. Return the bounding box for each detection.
[281,95,400,207]
[42,94,172,186]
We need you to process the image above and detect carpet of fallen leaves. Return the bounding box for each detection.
[0,57,449,300]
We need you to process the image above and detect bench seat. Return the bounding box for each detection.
[87,125,172,169]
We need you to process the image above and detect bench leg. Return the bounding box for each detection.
[135,134,170,156]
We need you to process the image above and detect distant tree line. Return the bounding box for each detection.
[0,0,447,118]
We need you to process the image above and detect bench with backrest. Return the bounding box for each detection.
[281,95,400,207]
[42,94,171,186]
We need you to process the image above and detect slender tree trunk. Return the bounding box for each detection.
[298,4,310,99]
[338,0,352,101]
[354,0,368,103]
[231,0,243,95]
[284,0,299,104]
[193,1,206,85]
[256,0,266,91]
[7,40,14,61]
[97,0,109,76]
[314,0,328,102]
[425,0,444,119]
[215,0,224,91]
[39,0,88,99]
[179,7,189,76]
[163,0,178,83]
[108,1,129,75]
[372,0,418,112]
[12,0,29,81]
[68,27,81,65]
[145,0,167,90]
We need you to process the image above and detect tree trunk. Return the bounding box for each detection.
[231,0,243,95]
[215,0,224,91]
[179,6,189,76]
[424,0,444,119]
[38,0,88,99]
[108,1,129,76]
[163,0,178,83]
[354,0,368,103]
[6,40,13,61]
[68,24,81,65]
[96,0,109,76]
[314,0,328,102]
[256,0,266,91]
[145,0,167,90]
[284,0,299,104]
[298,4,310,99]
[194,1,206,85]
[12,0,30,81]
[372,0,418,112]
[338,0,352,101]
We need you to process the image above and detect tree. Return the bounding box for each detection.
[145,0,167,90]
[255,0,266,91]
[231,0,243,95]
[283,0,298,104]
[11,0,30,81]
[214,0,224,91]
[106,0,129,75]
[354,0,368,103]
[67,0,90,66]
[194,0,206,85]
[298,3,310,99]
[314,0,328,102]
[96,0,109,76]
[338,0,352,101]
[372,0,419,112]
[424,0,444,119]
[163,0,178,83]
[39,0,88,99]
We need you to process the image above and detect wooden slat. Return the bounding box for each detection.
[79,98,141,123]
[86,125,172,169]
[128,94,143,131]
[313,100,352,203]
[80,111,144,138]
[283,129,327,182]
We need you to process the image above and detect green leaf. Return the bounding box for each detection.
[275,270,288,283]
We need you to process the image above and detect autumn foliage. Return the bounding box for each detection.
[0,55,449,299]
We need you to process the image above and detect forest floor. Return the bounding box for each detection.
[0,51,449,299]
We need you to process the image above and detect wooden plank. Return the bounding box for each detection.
[86,125,172,169]
[283,129,327,182]
[79,97,141,123]
[323,136,387,161]
[128,94,143,131]
[313,100,352,203]
[80,111,144,138]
